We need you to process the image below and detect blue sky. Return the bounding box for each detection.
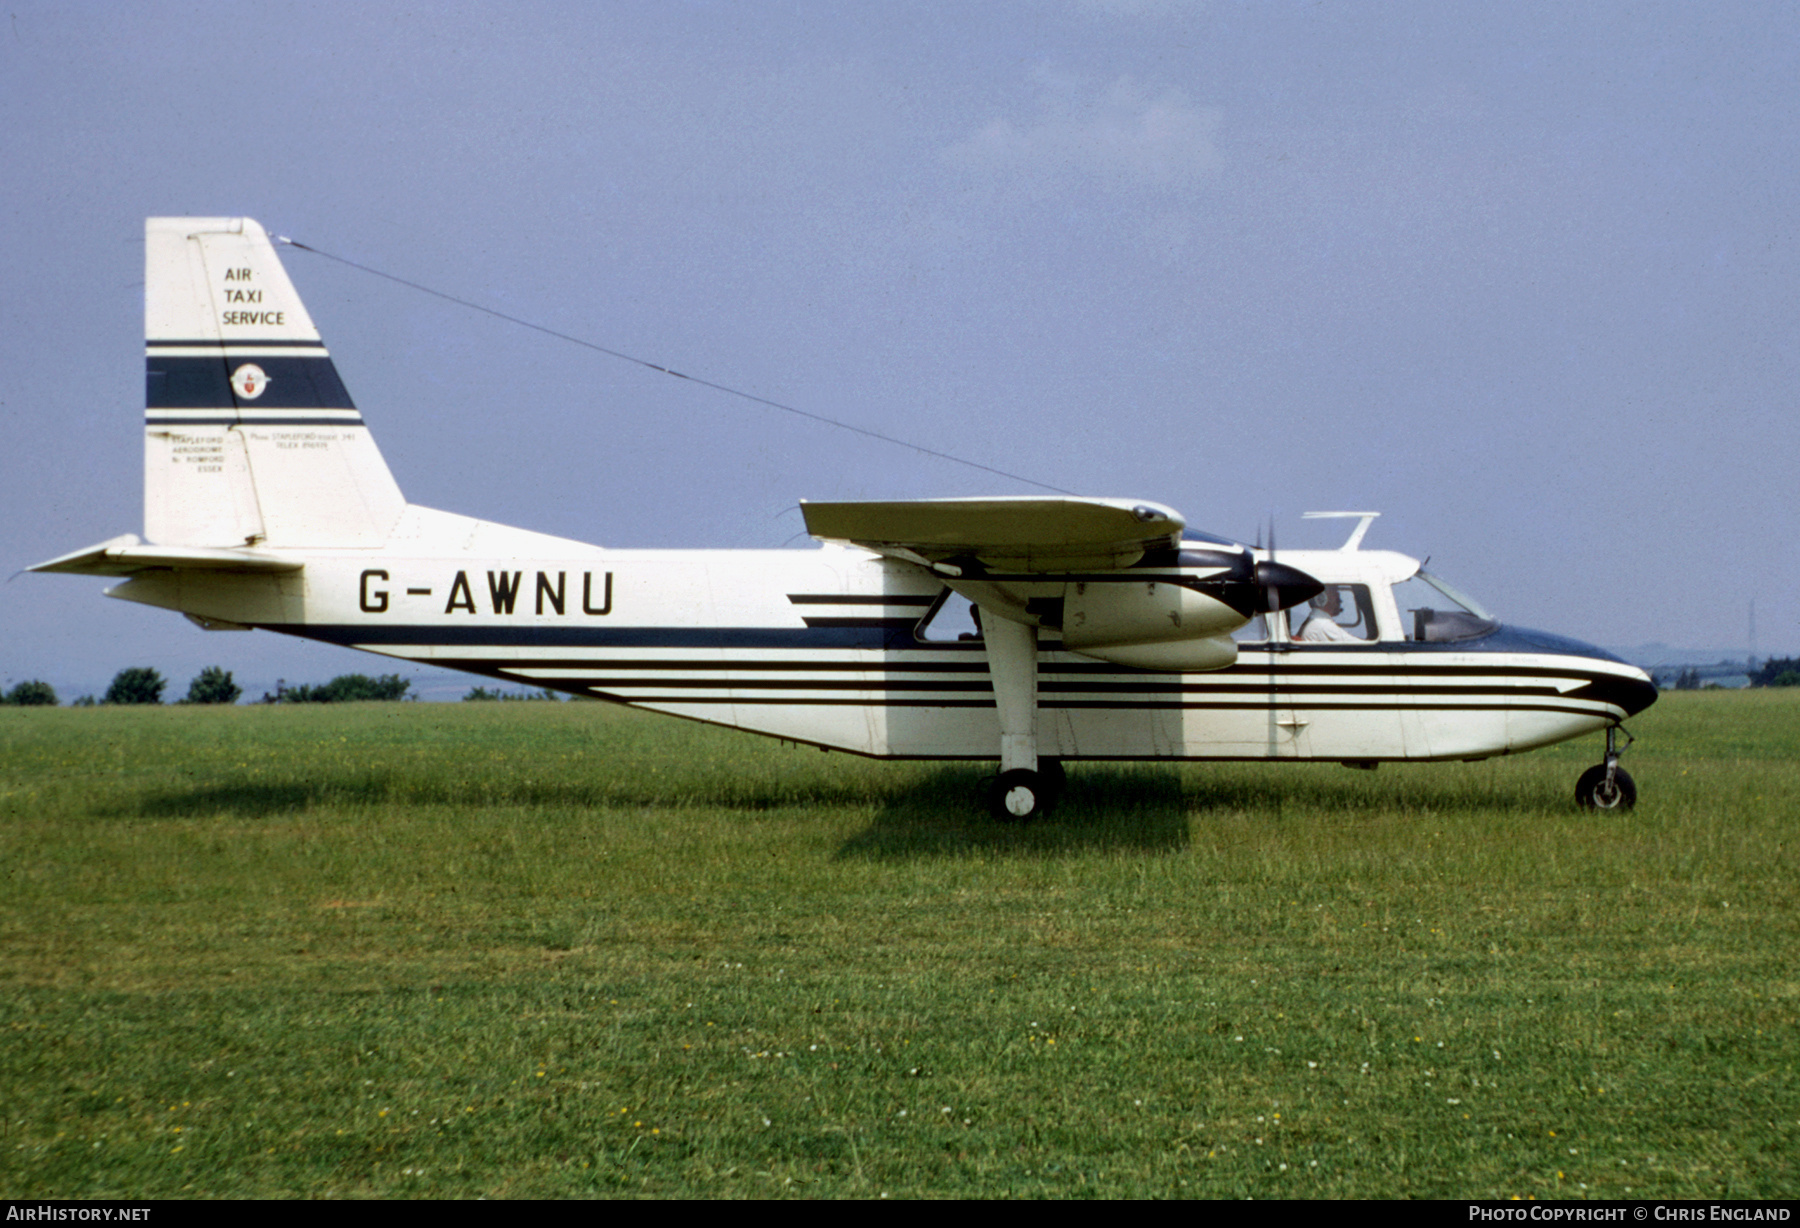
[4,1,1797,698]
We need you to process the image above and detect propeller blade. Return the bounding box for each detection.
[1264,516,1278,613]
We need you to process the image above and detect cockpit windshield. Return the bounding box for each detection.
[1391,569,1499,642]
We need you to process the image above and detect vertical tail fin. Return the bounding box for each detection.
[144,217,406,547]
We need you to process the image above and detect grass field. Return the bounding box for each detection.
[1,692,1795,1199]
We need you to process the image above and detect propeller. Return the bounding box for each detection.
[1256,559,1324,613]
[1254,516,1323,614]
[1183,520,1322,623]
[1260,515,1282,758]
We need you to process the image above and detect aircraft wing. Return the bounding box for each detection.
[28,535,304,577]
[800,497,1184,573]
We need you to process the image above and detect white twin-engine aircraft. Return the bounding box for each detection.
[33,218,1657,820]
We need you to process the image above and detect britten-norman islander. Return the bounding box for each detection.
[32,218,1657,820]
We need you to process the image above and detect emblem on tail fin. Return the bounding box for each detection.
[230,364,268,399]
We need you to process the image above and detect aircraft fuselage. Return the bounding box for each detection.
[103,531,1654,765]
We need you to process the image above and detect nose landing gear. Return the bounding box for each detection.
[1576,724,1636,811]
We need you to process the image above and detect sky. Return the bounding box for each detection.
[4,1,1797,700]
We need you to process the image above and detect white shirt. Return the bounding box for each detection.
[1298,614,1360,642]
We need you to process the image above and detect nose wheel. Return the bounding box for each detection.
[1576,725,1637,811]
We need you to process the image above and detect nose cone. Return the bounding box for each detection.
[1597,667,1659,717]
[1498,625,1659,716]
[1616,671,1659,716]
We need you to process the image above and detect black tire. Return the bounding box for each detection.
[1575,764,1636,811]
[989,768,1050,822]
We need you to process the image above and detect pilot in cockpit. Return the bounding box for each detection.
[1297,586,1370,642]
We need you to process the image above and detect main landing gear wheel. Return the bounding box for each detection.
[988,769,1053,822]
[1576,764,1636,811]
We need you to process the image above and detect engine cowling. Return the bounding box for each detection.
[947,546,1323,674]
[1065,633,1240,671]
[1063,577,1239,640]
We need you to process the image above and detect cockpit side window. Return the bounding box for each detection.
[1294,585,1375,643]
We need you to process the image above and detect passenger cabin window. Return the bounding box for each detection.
[1390,570,1500,642]
[1294,585,1375,643]
[915,589,984,642]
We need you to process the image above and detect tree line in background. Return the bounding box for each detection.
[263,674,410,704]
[0,668,417,707]
[1659,658,1800,689]
[1748,657,1800,688]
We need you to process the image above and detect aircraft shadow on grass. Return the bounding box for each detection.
[835,765,1192,859]
[109,760,1567,841]
[105,772,897,820]
[112,766,1193,837]
[108,764,1189,855]
[830,763,1573,860]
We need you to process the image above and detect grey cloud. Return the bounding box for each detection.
[943,75,1222,192]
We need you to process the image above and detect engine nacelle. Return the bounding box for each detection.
[1060,579,1244,671]
[945,548,1320,674]
[1065,633,1238,672]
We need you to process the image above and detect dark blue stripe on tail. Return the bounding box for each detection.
[146,355,356,409]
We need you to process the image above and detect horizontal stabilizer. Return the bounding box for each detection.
[801,497,1184,573]
[29,534,303,578]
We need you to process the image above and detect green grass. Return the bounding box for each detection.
[1,692,1795,1198]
